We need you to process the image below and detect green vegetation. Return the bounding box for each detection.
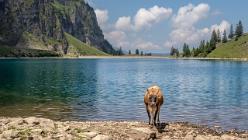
[208,33,248,58]
[51,0,82,16]
[65,33,108,56]
[182,43,191,57]
[0,45,61,57]
[135,49,139,55]
[170,20,247,59]
[24,0,34,7]
[116,47,124,56]
[170,47,179,57]
[21,32,49,50]
[235,20,243,38]
[228,24,234,39]
[222,30,227,43]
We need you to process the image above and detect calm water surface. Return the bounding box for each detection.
[0,58,247,130]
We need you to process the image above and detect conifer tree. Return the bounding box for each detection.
[217,29,221,42]
[135,49,139,55]
[228,24,234,39]
[235,20,243,37]
[222,30,227,43]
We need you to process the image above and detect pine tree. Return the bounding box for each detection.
[117,47,124,55]
[211,30,218,42]
[175,48,179,57]
[170,46,179,57]
[235,20,243,37]
[217,29,221,42]
[135,49,139,55]
[222,30,227,43]
[228,24,234,39]
[128,50,131,55]
[182,43,191,57]
[141,51,143,56]
[210,30,217,51]
[192,47,196,57]
[170,46,175,56]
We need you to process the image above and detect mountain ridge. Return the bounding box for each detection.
[0,0,114,56]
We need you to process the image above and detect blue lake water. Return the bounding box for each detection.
[0,58,247,130]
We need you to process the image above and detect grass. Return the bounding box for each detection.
[51,0,82,16]
[208,33,248,58]
[64,32,108,56]
[24,0,34,7]
[51,1,69,16]
[0,45,61,57]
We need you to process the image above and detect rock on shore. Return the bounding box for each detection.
[0,117,247,140]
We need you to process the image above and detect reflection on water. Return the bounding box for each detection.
[0,59,247,130]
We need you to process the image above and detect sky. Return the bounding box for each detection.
[87,0,247,53]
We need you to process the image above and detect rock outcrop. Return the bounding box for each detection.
[0,0,115,56]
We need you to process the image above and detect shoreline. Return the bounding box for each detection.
[0,55,248,61]
[0,117,247,140]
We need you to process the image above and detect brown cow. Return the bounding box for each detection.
[144,85,164,126]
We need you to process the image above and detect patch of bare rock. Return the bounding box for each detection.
[0,117,247,140]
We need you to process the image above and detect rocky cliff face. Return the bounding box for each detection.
[0,0,114,55]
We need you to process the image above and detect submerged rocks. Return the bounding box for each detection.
[0,117,247,140]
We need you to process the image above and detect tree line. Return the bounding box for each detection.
[170,20,244,57]
[113,47,152,56]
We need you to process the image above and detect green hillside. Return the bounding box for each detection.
[0,45,61,57]
[208,34,248,58]
[65,33,108,56]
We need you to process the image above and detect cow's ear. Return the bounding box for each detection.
[147,89,150,94]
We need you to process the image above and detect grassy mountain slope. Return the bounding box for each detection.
[0,0,114,57]
[65,33,108,56]
[208,34,248,58]
[0,45,61,57]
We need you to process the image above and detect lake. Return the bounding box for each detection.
[0,58,247,130]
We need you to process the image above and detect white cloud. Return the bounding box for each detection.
[105,30,161,51]
[95,9,109,27]
[164,3,211,48]
[134,5,172,30]
[104,30,130,48]
[172,3,210,28]
[211,20,230,33]
[114,5,172,31]
[99,5,172,51]
[134,39,161,50]
[115,16,132,31]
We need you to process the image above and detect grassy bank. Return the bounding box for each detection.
[208,34,248,58]
[65,33,108,56]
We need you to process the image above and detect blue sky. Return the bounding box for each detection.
[88,0,247,53]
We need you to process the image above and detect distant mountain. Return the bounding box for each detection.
[208,33,248,58]
[0,0,114,57]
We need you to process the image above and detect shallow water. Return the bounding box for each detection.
[0,58,247,130]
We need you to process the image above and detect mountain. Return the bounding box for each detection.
[0,0,114,57]
[208,33,248,58]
